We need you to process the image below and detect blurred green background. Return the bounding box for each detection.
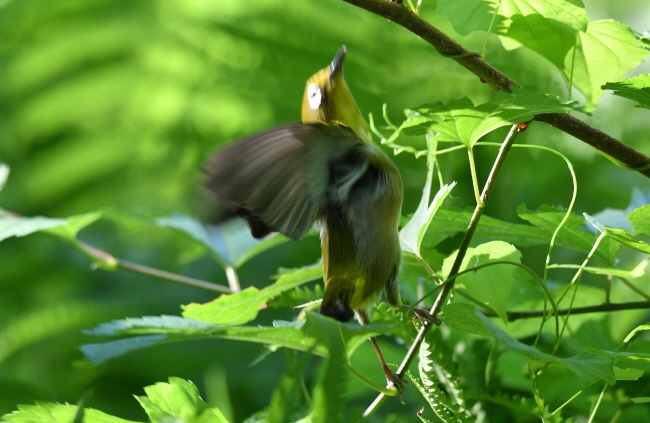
[1,0,649,421]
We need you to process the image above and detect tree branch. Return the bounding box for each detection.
[341,0,650,179]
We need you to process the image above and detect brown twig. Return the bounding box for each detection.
[341,0,650,179]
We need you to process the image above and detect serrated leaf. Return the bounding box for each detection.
[0,212,100,242]
[629,204,650,235]
[136,377,229,423]
[182,265,322,325]
[81,334,169,364]
[443,241,521,322]
[1,403,138,423]
[603,74,650,109]
[81,313,398,365]
[568,20,650,106]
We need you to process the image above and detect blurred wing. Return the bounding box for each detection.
[205,123,360,240]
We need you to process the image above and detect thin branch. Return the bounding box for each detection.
[77,241,233,294]
[342,0,517,92]
[341,0,650,179]
[364,124,521,416]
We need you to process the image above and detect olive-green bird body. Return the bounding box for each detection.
[206,47,403,322]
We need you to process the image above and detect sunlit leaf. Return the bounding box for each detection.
[437,0,502,36]
[1,403,138,423]
[81,313,398,365]
[500,0,587,69]
[628,204,650,235]
[0,212,101,242]
[568,20,650,106]
[602,74,650,109]
[136,377,230,423]
[402,92,578,146]
[182,264,322,325]
[400,148,456,255]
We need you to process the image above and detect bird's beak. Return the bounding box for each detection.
[329,45,346,83]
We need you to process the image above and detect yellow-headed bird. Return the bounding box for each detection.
[205,46,404,387]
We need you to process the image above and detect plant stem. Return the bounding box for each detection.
[77,240,232,293]
[364,124,520,416]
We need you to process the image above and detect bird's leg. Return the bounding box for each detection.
[356,311,405,389]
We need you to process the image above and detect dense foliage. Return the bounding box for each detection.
[2,0,650,422]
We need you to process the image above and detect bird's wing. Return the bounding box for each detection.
[205,123,361,240]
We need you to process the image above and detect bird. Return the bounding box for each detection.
[205,46,405,388]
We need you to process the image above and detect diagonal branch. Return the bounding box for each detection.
[342,0,650,179]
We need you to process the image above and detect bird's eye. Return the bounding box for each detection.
[307,83,322,110]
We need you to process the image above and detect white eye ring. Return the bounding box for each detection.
[307,83,322,110]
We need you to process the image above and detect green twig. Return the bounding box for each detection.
[76,241,232,294]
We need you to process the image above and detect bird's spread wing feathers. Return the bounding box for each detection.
[205,123,361,239]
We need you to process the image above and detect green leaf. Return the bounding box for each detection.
[614,367,644,381]
[81,313,398,365]
[428,208,550,248]
[603,228,650,254]
[567,20,650,106]
[155,212,292,269]
[628,204,650,235]
[437,0,501,36]
[136,377,230,423]
[500,0,588,70]
[44,212,102,240]
[444,305,616,384]
[182,264,322,325]
[517,205,612,263]
[403,92,578,146]
[400,147,456,255]
[443,303,491,337]
[602,74,650,110]
[443,241,521,322]
[0,212,100,242]
[1,403,138,423]
[416,330,474,422]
